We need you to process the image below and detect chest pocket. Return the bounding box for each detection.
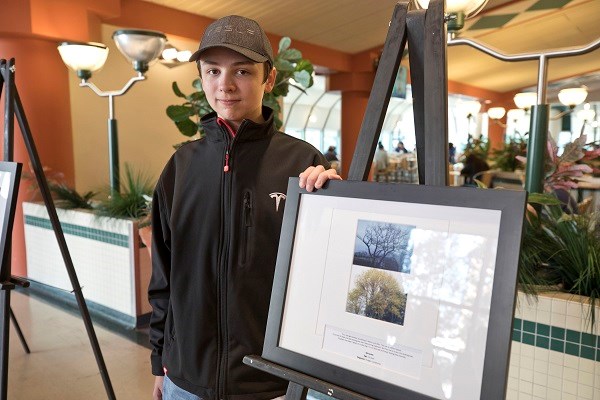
[240,190,253,266]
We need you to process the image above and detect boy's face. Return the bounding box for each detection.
[199,47,276,131]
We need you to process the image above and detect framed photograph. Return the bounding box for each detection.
[263,179,526,400]
[0,161,22,279]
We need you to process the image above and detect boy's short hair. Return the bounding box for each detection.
[189,15,274,71]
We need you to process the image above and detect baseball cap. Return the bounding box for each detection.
[189,15,274,68]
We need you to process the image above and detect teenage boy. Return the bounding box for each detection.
[149,15,340,400]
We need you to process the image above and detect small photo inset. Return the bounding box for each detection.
[346,266,408,325]
[353,220,415,274]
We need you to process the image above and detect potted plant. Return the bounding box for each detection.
[165,37,314,145]
[22,164,155,328]
[488,136,527,172]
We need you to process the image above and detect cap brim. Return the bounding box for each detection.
[188,43,269,64]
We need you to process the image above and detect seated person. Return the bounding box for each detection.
[374,142,389,172]
[395,141,409,154]
[460,153,489,186]
[324,145,339,162]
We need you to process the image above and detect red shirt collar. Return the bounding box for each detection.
[217,117,236,137]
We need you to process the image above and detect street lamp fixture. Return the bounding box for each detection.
[58,29,167,193]
[513,92,537,112]
[415,0,489,37]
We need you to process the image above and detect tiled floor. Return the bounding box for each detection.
[7,291,154,399]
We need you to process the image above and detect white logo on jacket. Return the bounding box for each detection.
[269,192,286,212]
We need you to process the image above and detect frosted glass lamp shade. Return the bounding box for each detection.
[558,87,588,107]
[458,100,482,117]
[57,42,108,80]
[577,104,596,122]
[415,0,489,18]
[507,108,526,121]
[112,29,167,73]
[487,107,506,120]
[513,92,537,110]
[161,47,178,61]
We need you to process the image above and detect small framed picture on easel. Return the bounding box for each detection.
[0,161,22,278]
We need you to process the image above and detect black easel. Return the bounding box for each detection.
[245,1,449,399]
[0,58,116,400]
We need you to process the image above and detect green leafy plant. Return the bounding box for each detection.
[519,192,600,328]
[22,164,96,209]
[582,144,600,176]
[517,133,592,192]
[488,137,528,172]
[461,135,489,162]
[48,183,96,210]
[95,164,154,221]
[166,37,314,142]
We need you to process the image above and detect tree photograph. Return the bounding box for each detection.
[346,268,408,325]
[353,220,414,273]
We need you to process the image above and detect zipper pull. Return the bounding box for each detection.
[224,150,230,172]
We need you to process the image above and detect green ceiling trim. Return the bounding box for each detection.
[527,0,573,11]
[468,14,518,30]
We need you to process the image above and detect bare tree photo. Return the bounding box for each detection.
[346,268,407,325]
[353,220,414,273]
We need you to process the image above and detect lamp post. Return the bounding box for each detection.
[458,99,481,147]
[577,103,596,137]
[58,30,166,194]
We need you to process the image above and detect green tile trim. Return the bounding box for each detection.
[527,0,572,11]
[551,339,565,352]
[566,329,581,343]
[523,332,535,346]
[514,318,522,330]
[551,326,565,340]
[536,336,550,349]
[513,317,599,360]
[25,215,129,248]
[537,323,550,337]
[580,346,595,360]
[565,342,580,357]
[468,14,518,30]
[523,320,536,333]
[581,333,596,347]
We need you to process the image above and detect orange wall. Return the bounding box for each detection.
[0,36,75,276]
[106,0,354,73]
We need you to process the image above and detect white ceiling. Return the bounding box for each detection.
[142,0,600,96]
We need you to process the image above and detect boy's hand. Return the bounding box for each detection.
[153,376,164,400]
[299,166,342,192]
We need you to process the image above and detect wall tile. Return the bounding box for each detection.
[562,378,577,395]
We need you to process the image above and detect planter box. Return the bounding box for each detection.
[508,291,600,399]
[22,202,151,328]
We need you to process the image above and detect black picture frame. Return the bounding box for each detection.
[0,161,21,279]
[263,178,527,400]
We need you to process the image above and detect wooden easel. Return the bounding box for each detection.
[0,58,116,400]
[245,1,448,399]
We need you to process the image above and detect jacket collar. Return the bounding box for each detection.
[201,106,277,143]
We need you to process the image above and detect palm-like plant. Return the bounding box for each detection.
[95,164,154,220]
[520,192,600,328]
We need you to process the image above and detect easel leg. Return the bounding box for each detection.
[0,59,116,399]
[0,291,11,400]
[286,381,308,400]
[422,0,449,186]
[347,1,409,181]
[407,10,426,184]
[9,307,29,354]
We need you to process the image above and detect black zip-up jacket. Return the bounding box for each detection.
[149,107,329,400]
